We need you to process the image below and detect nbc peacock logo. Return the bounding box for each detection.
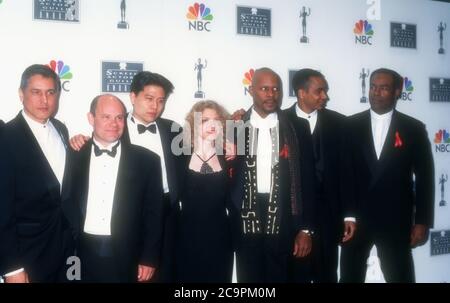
[242,68,254,95]
[187,3,213,32]
[434,129,450,153]
[354,20,374,45]
[401,77,414,101]
[47,60,73,92]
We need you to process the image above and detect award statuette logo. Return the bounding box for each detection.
[194,58,207,98]
[117,0,129,29]
[299,6,311,43]
[438,21,447,54]
[237,6,271,37]
[102,61,143,93]
[431,230,450,256]
[360,68,370,103]
[430,78,450,102]
[439,174,448,207]
[33,0,80,22]
[391,22,417,49]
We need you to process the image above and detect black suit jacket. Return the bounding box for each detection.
[0,112,73,281]
[346,110,434,236]
[122,116,184,207]
[285,105,356,241]
[229,109,316,252]
[66,140,164,281]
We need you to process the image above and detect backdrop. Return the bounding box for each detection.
[0,0,449,282]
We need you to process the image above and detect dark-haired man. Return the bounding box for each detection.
[340,68,434,283]
[0,64,74,282]
[284,68,356,282]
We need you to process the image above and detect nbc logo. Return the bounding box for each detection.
[434,129,450,153]
[401,77,414,101]
[187,3,213,32]
[242,69,254,95]
[47,60,73,92]
[354,20,374,45]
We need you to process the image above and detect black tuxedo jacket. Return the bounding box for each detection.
[229,109,316,252]
[346,110,434,236]
[122,116,184,208]
[66,140,164,281]
[285,105,356,241]
[0,112,73,281]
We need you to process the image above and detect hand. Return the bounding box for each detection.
[231,109,245,121]
[293,231,312,258]
[224,140,236,161]
[410,224,429,248]
[342,221,356,243]
[69,134,90,151]
[137,264,155,282]
[5,271,29,283]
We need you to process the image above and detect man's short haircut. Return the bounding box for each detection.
[130,71,174,98]
[90,94,126,116]
[370,68,403,91]
[20,64,61,93]
[252,67,283,89]
[292,68,325,97]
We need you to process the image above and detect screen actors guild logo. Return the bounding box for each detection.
[237,6,271,37]
[117,0,129,29]
[299,6,311,43]
[360,68,370,103]
[102,61,143,93]
[439,174,448,207]
[194,58,207,98]
[438,22,447,54]
[391,22,416,49]
[33,0,80,22]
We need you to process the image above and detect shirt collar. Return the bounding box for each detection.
[370,109,393,121]
[250,107,278,129]
[92,137,119,152]
[295,103,317,120]
[129,113,156,127]
[22,110,51,131]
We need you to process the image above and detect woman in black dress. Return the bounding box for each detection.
[175,100,233,283]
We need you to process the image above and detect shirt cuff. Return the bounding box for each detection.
[4,268,24,277]
[344,217,356,223]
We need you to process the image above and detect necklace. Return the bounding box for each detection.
[195,152,216,174]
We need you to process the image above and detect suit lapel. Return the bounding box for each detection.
[17,114,61,199]
[360,111,377,177]
[370,111,398,188]
[156,119,177,204]
[78,142,93,221]
[111,142,130,216]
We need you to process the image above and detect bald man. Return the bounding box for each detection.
[66,94,164,282]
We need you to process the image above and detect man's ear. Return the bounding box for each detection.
[18,88,24,103]
[130,92,136,106]
[87,112,95,127]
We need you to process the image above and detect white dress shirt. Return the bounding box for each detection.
[128,115,169,193]
[22,111,66,189]
[370,109,393,160]
[5,112,67,278]
[83,139,121,236]
[249,108,279,194]
[295,104,318,134]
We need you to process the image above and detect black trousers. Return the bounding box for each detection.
[236,194,296,283]
[78,233,121,283]
[340,225,415,283]
[152,194,178,283]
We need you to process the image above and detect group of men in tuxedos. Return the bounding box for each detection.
[0,64,434,283]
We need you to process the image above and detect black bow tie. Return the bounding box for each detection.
[137,123,157,134]
[93,141,120,158]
